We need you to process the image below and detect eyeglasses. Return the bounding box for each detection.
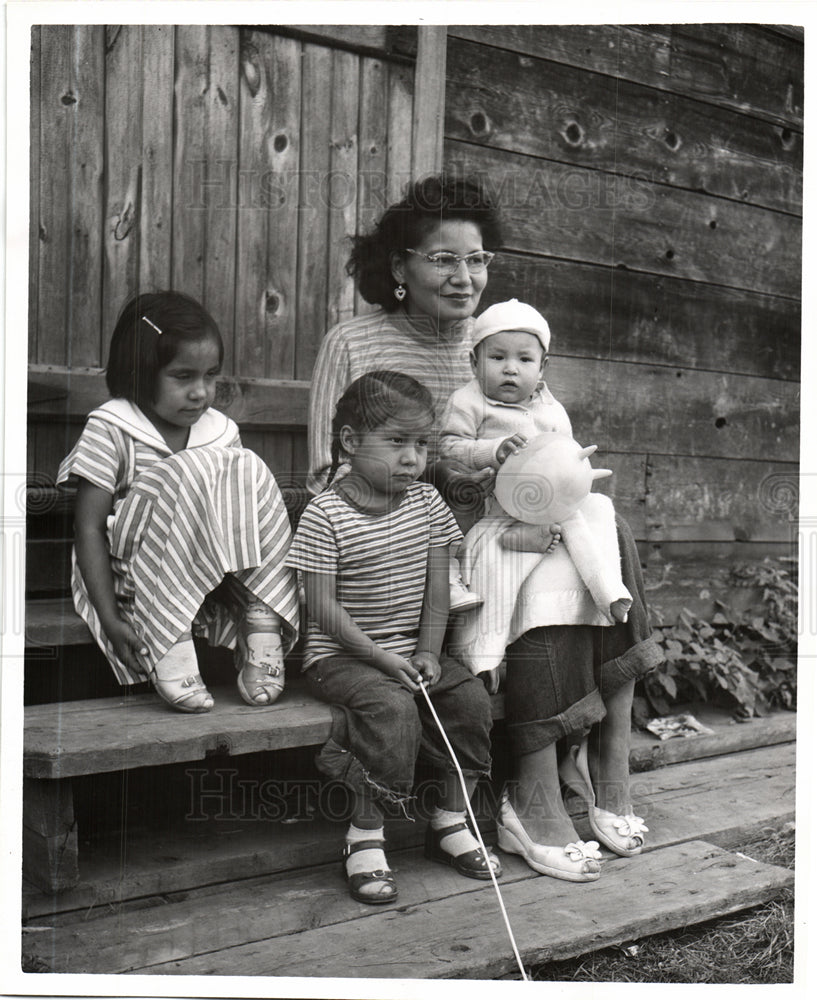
[403,249,495,276]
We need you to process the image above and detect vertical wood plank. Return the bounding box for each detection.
[37,26,105,367]
[172,25,207,304]
[139,25,175,293]
[355,57,388,316]
[235,30,301,380]
[386,62,413,203]
[325,50,359,330]
[29,26,42,362]
[66,27,105,366]
[295,43,332,380]
[172,26,239,371]
[102,26,143,339]
[412,26,447,178]
[204,27,239,374]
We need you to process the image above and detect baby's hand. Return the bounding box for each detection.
[410,652,442,689]
[496,433,527,464]
[107,619,149,674]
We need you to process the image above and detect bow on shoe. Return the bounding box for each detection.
[564,840,602,862]
[612,815,648,838]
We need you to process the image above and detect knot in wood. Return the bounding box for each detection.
[469,111,490,136]
[562,121,584,147]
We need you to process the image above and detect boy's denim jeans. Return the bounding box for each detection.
[305,652,492,812]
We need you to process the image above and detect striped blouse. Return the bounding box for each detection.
[287,482,462,667]
[307,308,475,493]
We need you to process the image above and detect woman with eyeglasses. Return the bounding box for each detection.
[305,172,661,886]
[308,174,499,499]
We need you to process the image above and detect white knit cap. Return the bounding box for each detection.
[472,299,551,353]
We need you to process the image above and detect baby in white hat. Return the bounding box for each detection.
[440,299,631,634]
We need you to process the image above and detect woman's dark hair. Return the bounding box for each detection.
[327,371,435,486]
[347,173,503,310]
[105,291,224,408]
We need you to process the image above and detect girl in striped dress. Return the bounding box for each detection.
[57,291,299,713]
[287,371,497,905]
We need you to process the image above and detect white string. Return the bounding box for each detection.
[418,681,529,982]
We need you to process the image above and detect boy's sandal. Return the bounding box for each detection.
[424,821,502,880]
[150,669,214,714]
[343,841,398,905]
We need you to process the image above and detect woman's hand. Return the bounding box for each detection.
[105,618,149,676]
[432,459,495,532]
[410,651,442,689]
[496,433,527,464]
[481,667,500,695]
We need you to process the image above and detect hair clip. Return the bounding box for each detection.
[142,316,162,335]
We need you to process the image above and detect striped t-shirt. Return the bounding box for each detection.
[287,481,462,667]
[307,308,474,493]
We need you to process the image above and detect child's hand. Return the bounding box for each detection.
[377,651,425,692]
[106,619,149,675]
[410,652,442,688]
[496,433,527,464]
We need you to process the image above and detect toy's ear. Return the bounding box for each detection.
[339,425,360,454]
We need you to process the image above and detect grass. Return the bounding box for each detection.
[529,825,795,984]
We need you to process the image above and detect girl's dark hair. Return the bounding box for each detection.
[327,371,435,486]
[105,291,224,408]
[347,173,503,310]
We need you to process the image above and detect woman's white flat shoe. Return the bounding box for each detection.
[559,739,648,857]
[496,793,601,882]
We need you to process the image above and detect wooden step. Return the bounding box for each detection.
[24,682,336,780]
[23,740,796,919]
[22,836,794,977]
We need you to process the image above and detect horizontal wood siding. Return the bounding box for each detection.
[444,25,801,573]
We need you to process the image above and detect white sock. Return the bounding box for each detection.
[345,823,388,875]
[152,634,198,682]
[430,807,479,856]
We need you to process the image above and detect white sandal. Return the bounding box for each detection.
[150,636,213,714]
[559,739,648,857]
[496,792,601,882]
[235,608,285,706]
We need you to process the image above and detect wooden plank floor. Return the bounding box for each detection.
[22,717,795,918]
[23,839,793,979]
[22,742,796,976]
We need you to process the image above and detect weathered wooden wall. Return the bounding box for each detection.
[28,23,802,611]
[28,23,421,480]
[439,23,802,606]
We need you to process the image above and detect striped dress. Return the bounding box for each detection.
[57,399,299,686]
[286,482,462,668]
[307,308,474,493]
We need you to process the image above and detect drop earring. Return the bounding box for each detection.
[394,284,406,302]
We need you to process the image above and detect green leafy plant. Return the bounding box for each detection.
[643,558,797,718]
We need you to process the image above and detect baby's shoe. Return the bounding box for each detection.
[450,572,483,612]
[236,600,286,706]
[150,634,214,713]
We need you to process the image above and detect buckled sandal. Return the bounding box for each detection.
[343,840,398,905]
[559,739,648,857]
[235,629,285,706]
[150,668,214,714]
[424,821,502,880]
